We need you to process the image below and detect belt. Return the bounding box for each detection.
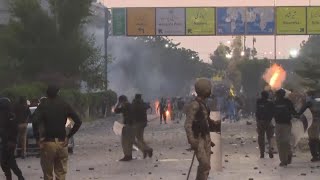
[43,138,65,142]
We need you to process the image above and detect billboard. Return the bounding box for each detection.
[307,7,320,35]
[276,7,307,35]
[186,8,215,35]
[216,7,246,35]
[246,7,275,35]
[127,8,156,36]
[156,8,185,35]
[112,8,126,36]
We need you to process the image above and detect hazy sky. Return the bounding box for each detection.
[101,0,320,61]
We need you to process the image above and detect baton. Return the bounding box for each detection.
[187,152,196,180]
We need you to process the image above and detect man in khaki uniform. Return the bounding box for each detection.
[114,95,136,161]
[273,89,298,167]
[131,94,153,159]
[185,78,216,180]
[298,90,320,162]
[33,85,82,180]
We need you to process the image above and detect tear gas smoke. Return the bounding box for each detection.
[86,25,196,101]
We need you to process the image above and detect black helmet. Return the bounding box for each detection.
[261,91,269,99]
[0,97,11,109]
[46,84,60,98]
[275,89,286,98]
[118,95,128,102]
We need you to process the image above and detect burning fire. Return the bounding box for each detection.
[166,110,170,117]
[154,100,160,115]
[263,64,286,90]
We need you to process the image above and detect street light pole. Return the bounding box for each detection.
[104,6,109,90]
[274,0,277,61]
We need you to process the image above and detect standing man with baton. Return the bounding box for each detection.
[185,78,220,180]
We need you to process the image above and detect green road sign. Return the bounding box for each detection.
[112,8,126,36]
[307,7,320,35]
[276,7,307,35]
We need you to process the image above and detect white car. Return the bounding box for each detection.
[26,107,75,155]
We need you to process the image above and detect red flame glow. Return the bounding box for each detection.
[263,64,286,90]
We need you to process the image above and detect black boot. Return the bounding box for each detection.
[288,154,292,164]
[309,140,320,162]
[119,156,133,161]
[148,149,153,158]
[18,176,25,180]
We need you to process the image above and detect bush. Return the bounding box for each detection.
[1,83,117,119]
[1,82,47,102]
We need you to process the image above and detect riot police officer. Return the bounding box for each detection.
[273,89,298,167]
[0,97,25,180]
[185,78,220,180]
[298,90,320,162]
[256,91,274,158]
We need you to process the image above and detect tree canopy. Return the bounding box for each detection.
[295,35,320,90]
[0,0,104,89]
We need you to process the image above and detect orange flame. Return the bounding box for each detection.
[154,100,160,115]
[263,64,286,90]
[166,110,170,117]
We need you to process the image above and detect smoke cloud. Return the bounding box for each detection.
[86,25,194,101]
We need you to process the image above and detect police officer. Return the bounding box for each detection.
[273,89,298,167]
[33,85,82,180]
[256,91,274,159]
[298,90,320,162]
[131,94,153,159]
[0,97,25,180]
[185,78,218,180]
[114,95,135,161]
[157,98,167,124]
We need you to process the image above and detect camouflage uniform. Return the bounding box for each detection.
[185,78,212,180]
[299,91,320,161]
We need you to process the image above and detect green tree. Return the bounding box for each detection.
[295,35,320,90]
[237,60,269,97]
[0,0,104,89]
[210,43,230,72]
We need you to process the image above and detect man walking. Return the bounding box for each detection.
[14,96,31,159]
[157,98,167,124]
[185,78,219,180]
[131,94,153,159]
[114,95,135,161]
[298,90,320,162]
[0,97,25,180]
[33,85,82,180]
[256,91,274,158]
[273,89,298,167]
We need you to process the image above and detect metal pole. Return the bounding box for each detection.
[104,6,109,90]
[274,0,277,61]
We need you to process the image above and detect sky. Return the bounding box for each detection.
[101,0,320,61]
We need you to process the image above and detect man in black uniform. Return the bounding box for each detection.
[131,94,153,158]
[114,95,135,161]
[298,90,320,162]
[157,98,167,124]
[273,89,298,167]
[33,85,82,180]
[0,97,25,180]
[256,91,274,158]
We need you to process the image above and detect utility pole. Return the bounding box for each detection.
[104,6,109,91]
[274,0,277,61]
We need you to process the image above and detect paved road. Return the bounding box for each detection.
[3,115,320,180]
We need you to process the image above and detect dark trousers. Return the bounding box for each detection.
[257,121,274,154]
[1,145,23,179]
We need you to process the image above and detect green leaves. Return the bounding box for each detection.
[295,35,320,90]
[0,0,102,89]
